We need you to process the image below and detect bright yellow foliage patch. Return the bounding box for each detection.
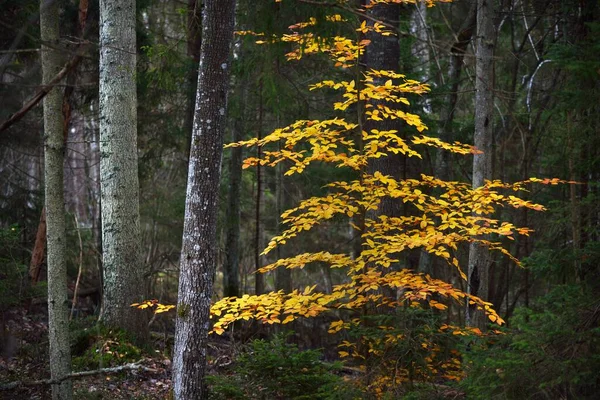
[134,1,572,392]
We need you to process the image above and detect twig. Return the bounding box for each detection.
[0,362,158,391]
[0,52,84,134]
[70,214,85,320]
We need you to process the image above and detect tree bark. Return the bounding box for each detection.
[40,0,72,398]
[254,79,266,296]
[409,0,431,113]
[275,151,292,293]
[223,83,245,298]
[467,0,495,329]
[183,0,202,160]
[173,0,236,398]
[364,1,402,213]
[98,0,147,338]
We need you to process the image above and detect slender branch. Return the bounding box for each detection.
[70,214,85,320]
[0,52,84,134]
[0,362,158,391]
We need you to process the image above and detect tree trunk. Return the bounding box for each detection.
[254,78,266,295]
[409,0,431,113]
[275,149,292,293]
[98,0,147,338]
[364,1,402,213]
[40,0,72,398]
[419,2,476,278]
[223,83,245,298]
[173,0,236,398]
[183,0,202,160]
[467,0,495,329]
[363,1,405,277]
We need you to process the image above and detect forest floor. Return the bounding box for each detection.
[0,307,175,400]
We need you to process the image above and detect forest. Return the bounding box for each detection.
[0,0,598,399]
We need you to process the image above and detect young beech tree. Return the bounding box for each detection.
[210,0,568,377]
[135,0,568,391]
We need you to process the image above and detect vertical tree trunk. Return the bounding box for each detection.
[275,147,292,293]
[223,83,245,298]
[435,2,477,183]
[40,0,72,398]
[567,113,582,282]
[364,0,402,220]
[99,0,147,338]
[467,0,495,328]
[419,2,476,278]
[409,0,431,113]
[254,79,266,295]
[173,0,236,398]
[183,0,202,160]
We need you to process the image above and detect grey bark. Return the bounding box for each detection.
[40,0,72,398]
[98,0,147,337]
[466,0,495,328]
[172,0,236,398]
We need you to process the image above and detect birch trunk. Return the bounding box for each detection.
[173,0,236,398]
[99,0,147,337]
[40,0,72,398]
[467,0,495,328]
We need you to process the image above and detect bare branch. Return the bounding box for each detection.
[0,362,158,391]
[0,52,84,134]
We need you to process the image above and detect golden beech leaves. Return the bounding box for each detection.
[212,3,567,340]
[133,4,568,389]
[131,300,175,314]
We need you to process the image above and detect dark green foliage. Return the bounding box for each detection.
[351,308,463,381]
[0,225,44,308]
[207,333,356,400]
[71,319,144,371]
[462,286,600,399]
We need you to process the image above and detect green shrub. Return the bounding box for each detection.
[207,332,359,400]
[0,224,44,308]
[71,320,143,370]
[462,285,600,399]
